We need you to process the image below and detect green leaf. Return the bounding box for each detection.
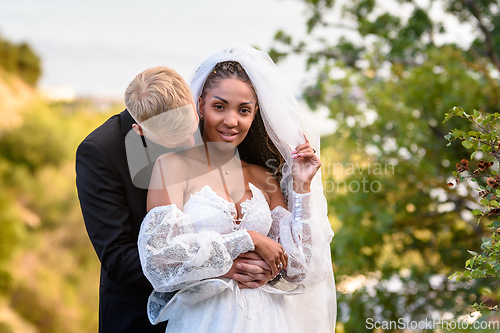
[471,269,486,278]
[462,141,473,149]
[491,200,499,207]
[453,106,463,115]
[481,145,492,153]
[444,113,453,123]
[480,198,490,206]
[474,109,480,118]
[468,131,479,137]
[468,250,478,256]
[472,209,483,216]
[481,241,492,251]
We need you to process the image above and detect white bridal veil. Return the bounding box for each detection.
[189,44,337,333]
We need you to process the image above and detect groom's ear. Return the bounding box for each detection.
[198,96,204,117]
[132,123,144,136]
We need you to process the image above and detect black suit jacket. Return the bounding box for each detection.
[76,110,167,333]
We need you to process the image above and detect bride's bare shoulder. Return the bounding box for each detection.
[242,162,284,203]
[152,152,190,184]
[157,151,188,164]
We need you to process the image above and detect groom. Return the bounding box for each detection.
[76,66,273,333]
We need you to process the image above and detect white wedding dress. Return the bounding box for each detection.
[138,183,331,333]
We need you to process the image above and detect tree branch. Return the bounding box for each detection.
[321,22,359,32]
[464,0,500,71]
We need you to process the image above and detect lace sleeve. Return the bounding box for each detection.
[137,205,255,292]
[270,191,331,286]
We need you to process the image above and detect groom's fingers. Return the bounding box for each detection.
[233,273,269,287]
[235,268,272,282]
[236,260,271,273]
[239,272,271,283]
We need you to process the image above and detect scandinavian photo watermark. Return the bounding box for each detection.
[321,161,395,193]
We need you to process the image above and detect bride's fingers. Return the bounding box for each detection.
[292,150,317,159]
[274,251,287,274]
[267,259,279,277]
[292,152,321,165]
[237,252,262,260]
[279,252,287,271]
[293,148,315,157]
[292,143,311,153]
[274,260,283,276]
[293,143,316,155]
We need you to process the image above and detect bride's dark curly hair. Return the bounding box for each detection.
[200,61,285,183]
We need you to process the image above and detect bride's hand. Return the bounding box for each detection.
[247,231,288,277]
[291,136,321,193]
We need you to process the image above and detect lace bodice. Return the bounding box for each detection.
[138,183,330,295]
[183,183,272,235]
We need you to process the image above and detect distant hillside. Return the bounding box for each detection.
[0,70,118,333]
[0,68,35,130]
[0,35,41,86]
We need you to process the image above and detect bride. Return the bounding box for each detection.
[138,45,336,333]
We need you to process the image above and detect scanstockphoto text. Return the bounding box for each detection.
[265,158,395,194]
[365,317,500,331]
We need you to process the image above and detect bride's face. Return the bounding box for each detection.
[199,78,257,148]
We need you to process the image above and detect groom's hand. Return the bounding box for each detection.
[223,252,273,289]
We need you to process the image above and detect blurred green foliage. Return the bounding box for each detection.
[0,33,41,86]
[444,107,500,311]
[270,0,500,331]
[0,67,119,331]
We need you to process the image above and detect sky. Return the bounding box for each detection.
[0,0,476,135]
[0,0,312,99]
[0,0,478,99]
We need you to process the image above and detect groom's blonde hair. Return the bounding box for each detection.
[125,66,193,124]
